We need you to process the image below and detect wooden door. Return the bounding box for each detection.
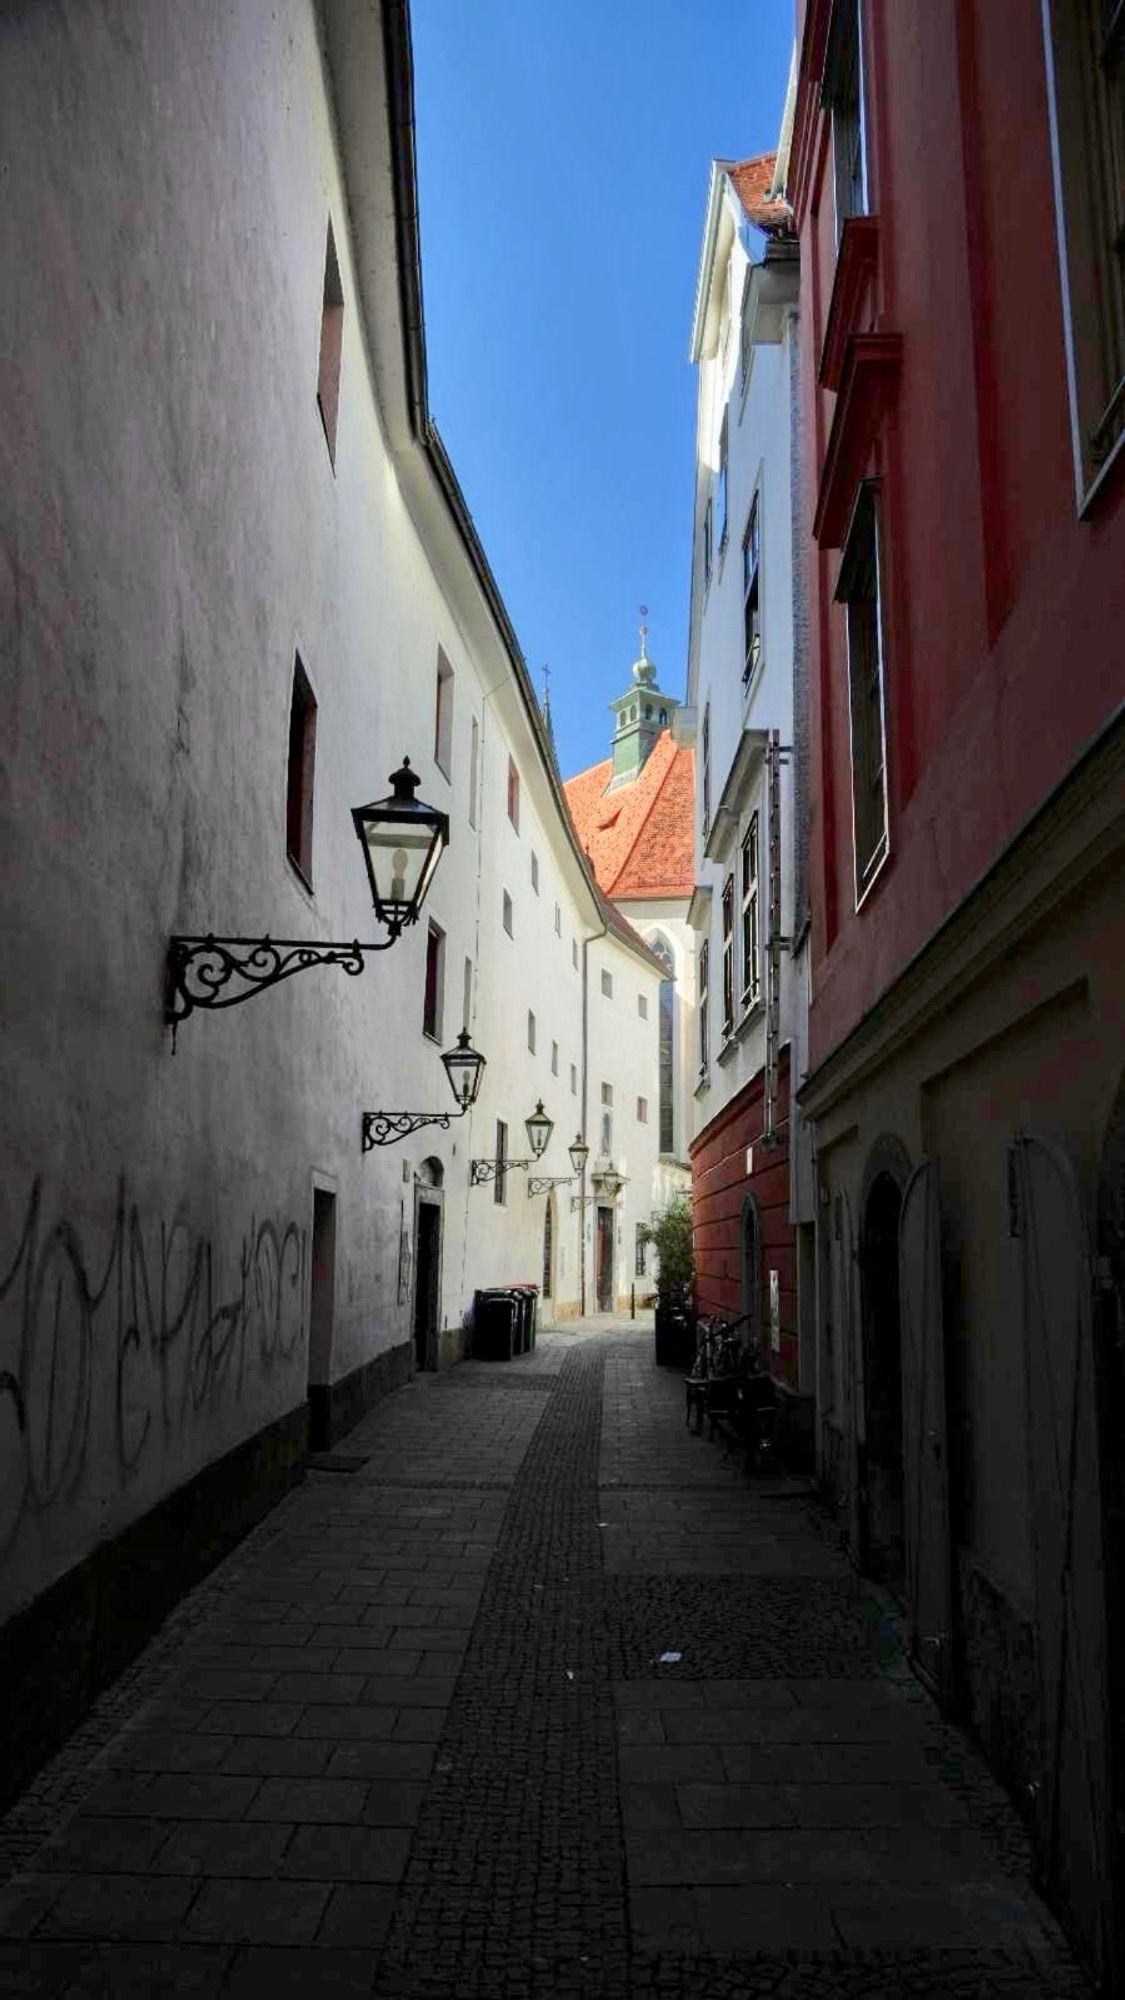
[898,1158,953,1706]
[1014,1130,1114,1986]
[596,1206,614,1312]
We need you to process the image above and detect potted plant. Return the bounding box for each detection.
[642,1196,695,1368]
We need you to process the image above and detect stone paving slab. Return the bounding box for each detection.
[0,1321,1097,1996]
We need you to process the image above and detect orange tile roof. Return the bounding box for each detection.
[727,151,793,234]
[563,732,695,901]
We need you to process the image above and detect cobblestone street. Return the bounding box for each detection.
[0,1323,1093,1997]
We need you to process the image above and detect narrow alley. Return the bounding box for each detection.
[0,1322,1090,1998]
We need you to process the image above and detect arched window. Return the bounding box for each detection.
[648,933,675,1156]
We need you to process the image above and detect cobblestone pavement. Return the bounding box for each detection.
[0,1321,1095,1996]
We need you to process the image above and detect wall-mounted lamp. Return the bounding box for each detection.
[166,759,448,1029]
[361,1030,486,1150]
[571,1153,626,1211]
[470,1101,555,1186]
[528,1133,589,1198]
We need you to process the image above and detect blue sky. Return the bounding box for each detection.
[411,1,794,780]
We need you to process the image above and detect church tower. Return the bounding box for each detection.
[606,618,679,789]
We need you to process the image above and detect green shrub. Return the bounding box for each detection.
[640,1194,694,1298]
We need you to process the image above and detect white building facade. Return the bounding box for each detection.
[0,0,662,1802]
[680,146,815,1416]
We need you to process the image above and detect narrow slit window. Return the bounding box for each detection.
[742,495,761,687]
[507,757,520,830]
[551,1040,559,1076]
[317,221,344,466]
[494,1120,508,1206]
[286,655,317,887]
[601,969,613,999]
[837,482,890,898]
[528,1010,536,1054]
[502,890,513,936]
[423,921,445,1041]
[434,649,454,778]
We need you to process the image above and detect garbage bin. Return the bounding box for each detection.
[509,1284,539,1353]
[473,1288,518,1361]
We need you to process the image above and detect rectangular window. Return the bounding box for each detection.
[721,874,735,1038]
[531,850,539,893]
[423,921,445,1041]
[742,495,761,686]
[317,220,344,467]
[601,1082,614,1106]
[701,703,712,836]
[570,1062,578,1095]
[1044,0,1125,495]
[554,901,562,936]
[507,757,520,830]
[699,940,711,1074]
[717,410,729,555]
[468,716,480,828]
[638,993,648,1019]
[286,655,317,887]
[462,955,473,1032]
[572,937,579,969]
[551,1040,559,1076]
[502,890,513,936]
[527,1009,536,1054]
[741,815,761,1005]
[434,648,454,777]
[635,1223,647,1279]
[837,482,889,898]
[494,1120,508,1206]
[601,1081,613,1151]
[637,1096,648,1123]
[703,495,714,589]
[824,0,868,245]
[601,968,613,998]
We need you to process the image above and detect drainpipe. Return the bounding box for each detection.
[580,906,608,1316]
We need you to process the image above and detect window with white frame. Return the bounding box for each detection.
[698,941,710,1074]
[434,648,454,778]
[837,482,889,897]
[721,873,735,1039]
[1043,0,1125,495]
[740,815,761,1006]
[824,0,868,246]
[701,702,712,836]
[703,494,714,590]
[742,495,761,686]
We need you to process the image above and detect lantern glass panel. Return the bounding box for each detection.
[525,1101,554,1160]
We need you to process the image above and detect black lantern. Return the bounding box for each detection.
[568,1134,590,1178]
[352,759,449,934]
[594,1160,625,1200]
[362,1029,486,1150]
[166,752,448,1031]
[525,1101,554,1160]
[441,1030,486,1111]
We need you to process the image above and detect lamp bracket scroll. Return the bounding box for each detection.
[167,933,387,1030]
[362,1106,464,1152]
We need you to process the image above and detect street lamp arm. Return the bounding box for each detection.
[361,1105,468,1151]
[527,1174,575,1198]
[166,930,400,1026]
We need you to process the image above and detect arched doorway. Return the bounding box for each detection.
[859,1137,911,1596]
[412,1158,444,1372]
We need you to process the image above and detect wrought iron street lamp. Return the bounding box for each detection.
[361,1030,486,1150]
[166,759,448,1029]
[573,1153,626,1211]
[471,1101,556,1186]
[528,1133,589,1198]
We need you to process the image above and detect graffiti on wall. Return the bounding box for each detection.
[0,1178,306,1568]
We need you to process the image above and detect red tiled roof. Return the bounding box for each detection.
[727,151,792,234]
[563,732,695,901]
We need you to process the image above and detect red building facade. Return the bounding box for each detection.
[792,1,1124,1985]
